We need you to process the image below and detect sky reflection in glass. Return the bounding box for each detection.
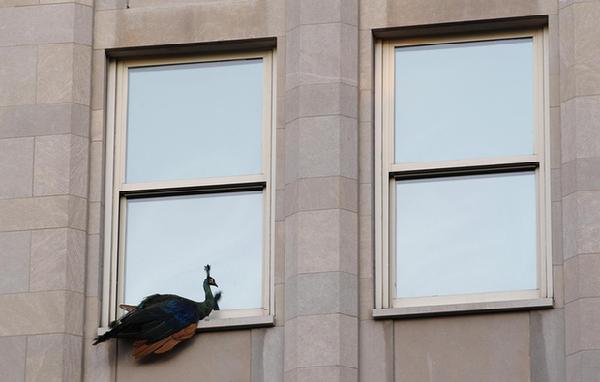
[126,59,263,183]
[395,38,534,163]
[395,172,537,298]
[124,191,263,310]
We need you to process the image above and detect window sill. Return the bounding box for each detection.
[97,315,275,336]
[372,298,553,319]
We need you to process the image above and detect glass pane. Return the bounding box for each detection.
[124,191,263,310]
[395,38,534,163]
[126,59,264,183]
[395,172,537,299]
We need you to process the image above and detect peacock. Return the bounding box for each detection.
[93,264,222,359]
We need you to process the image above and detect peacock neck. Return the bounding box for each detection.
[203,279,214,302]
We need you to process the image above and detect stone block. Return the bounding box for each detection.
[358,277,372,320]
[564,256,578,304]
[30,228,85,292]
[291,366,358,382]
[116,330,251,382]
[565,254,600,305]
[285,23,357,90]
[561,98,576,164]
[87,201,101,234]
[285,83,357,122]
[359,0,387,28]
[0,196,69,231]
[83,339,115,382]
[33,135,70,196]
[358,121,373,183]
[285,176,357,216]
[575,192,600,255]
[286,116,357,179]
[25,334,82,382]
[0,0,37,6]
[552,201,563,265]
[84,296,100,339]
[73,44,92,106]
[574,96,600,159]
[251,327,283,382]
[566,351,581,382]
[275,128,285,191]
[385,0,556,28]
[68,195,87,231]
[93,2,276,50]
[577,254,600,298]
[0,46,36,106]
[290,209,357,275]
[0,137,34,199]
[91,49,106,110]
[0,231,30,294]
[275,283,285,326]
[90,110,104,143]
[94,0,127,10]
[580,350,600,382]
[554,265,565,308]
[359,320,393,382]
[0,291,83,336]
[576,158,600,191]
[550,107,561,169]
[358,183,371,216]
[287,272,357,318]
[69,134,88,198]
[562,193,577,260]
[577,298,600,352]
[394,312,530,382]
[274,221,285,284]
[358,214,373,279]
[0,336,26,382]
[85,234,101,298]
[291,314,357,368]
[565,299,581,355]
[530,310,566,382]
[284,118,299,185]
[37,44,75,104]
[0,104,66,139]
[286,0,357,30]
[359,30,374,90]
[573,3,600,97]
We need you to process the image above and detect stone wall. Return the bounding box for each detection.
[1,0,600,381]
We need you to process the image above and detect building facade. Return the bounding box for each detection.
[0,0,599,381]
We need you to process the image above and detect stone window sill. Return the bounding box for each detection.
[372,298,553,319]
[97,315,274,336]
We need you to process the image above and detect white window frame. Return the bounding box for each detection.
[374,29,553,317]
[101,51,276,329]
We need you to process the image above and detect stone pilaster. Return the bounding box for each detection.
[0,1,94,381]
[560,1,600,381]
[283,1,359,381]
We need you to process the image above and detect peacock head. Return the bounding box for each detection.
[204,264,218,287]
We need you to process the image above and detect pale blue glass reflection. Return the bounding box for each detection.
[395,172,537,298]
[124,191,263,310]
[395,39,534,163]
[126,59,263,183]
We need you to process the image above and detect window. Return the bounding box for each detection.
[102,52,275,327]
[374,30,552,315]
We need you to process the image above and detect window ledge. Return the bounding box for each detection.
[196,315,274,332]
[97,315,275,336]
[372,298,553,319]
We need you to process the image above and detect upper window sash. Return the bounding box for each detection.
[114,51,274,192]
[374,29,552,313]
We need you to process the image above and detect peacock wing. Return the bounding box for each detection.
[124,299,199,342]
[132,323,197,359]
